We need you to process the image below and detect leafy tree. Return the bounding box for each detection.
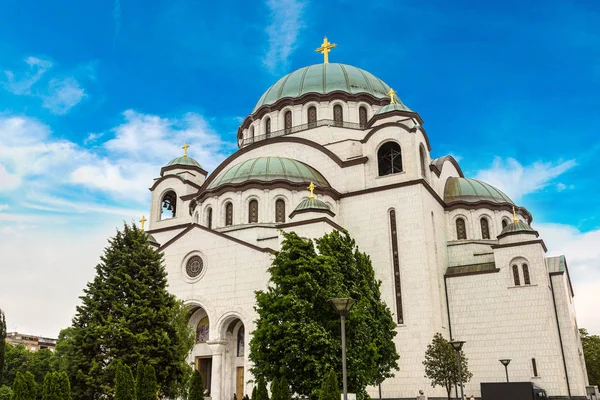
[137,364,157,400]
[250,231,399,399]
[255,377,268,400]
[11,371,36,400]
[1,344,29,388]
[0,309,6,383]
[64,223,195,399]
[56,372,70,400]
[52,329,75,374]
[0,385,12,400]
[278,376,290,400]
[423,333,472,400]
[581,328,600,387]
[188,370,204,400]
[318,370,340,400]
[114,362,136,400]
[29,349,56,388]
[41,372,61,400]
[269,377,279,400]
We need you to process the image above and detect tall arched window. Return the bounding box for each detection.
[161,191,177,219]
[237,326,245,357]
[284,110,292,133]
[196,316,209,343]
[225,202,233,226]
[206,207,213,229]
[378,142,403,176]
[308,106,317,128]
[275,199,286,223]
[480,218,490,239]
[502,219,509,229]
[512,264,521,286]
[456,218,467,240]
[419,145,427,178]
[523,264,531,285]
[249,126,254,143]
[333,104,343,126]
[359,106,367,128]
[248,200,258,223]
[265,117,271,138]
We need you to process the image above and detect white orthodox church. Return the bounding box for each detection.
[144,40,589,399]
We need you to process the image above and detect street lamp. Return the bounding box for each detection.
[328,298,356,400]
[499,359,511,382]
[449,340,466,400]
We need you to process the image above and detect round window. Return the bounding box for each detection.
[186,256,204,278]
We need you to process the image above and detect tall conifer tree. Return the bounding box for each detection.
[11,371,36,400]
[188,370,204,400]
[57,372,71,400]
[41,372,61,400]
[114,362,136,400]
[0,309,5,384]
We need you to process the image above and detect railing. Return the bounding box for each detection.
[240,119,365,147]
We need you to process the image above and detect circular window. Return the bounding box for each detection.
[186,256,204,278]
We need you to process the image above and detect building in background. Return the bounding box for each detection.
[5,331,57,352]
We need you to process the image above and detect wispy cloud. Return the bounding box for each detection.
[0,204,9,211]
[262,0,306,73]
[474,157,576,201]
[113,0,122,47]
[42,77,87,114]
[2,56,53,95]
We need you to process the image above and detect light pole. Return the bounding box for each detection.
[449,340,466,400]
[328,298,356,400]
[499,359,511,382]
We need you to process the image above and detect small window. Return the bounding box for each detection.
[249,126,254,143]
[284,110,292,132]
[225,202,233,226]
[419,145,427,178]
[333,104,343,126]
[275,199,286,223]
[523,264,531,285]
[481,218,490,239]
[502,219,509,229]
[265,117,271,138]
[206,207,213,229]
[359,106,367,128]
[532,358,538,377]
[377,141,403,176]
[161,191,177,219]
[237,326,245,357]
[308,106,317,127]
[512,264,521,286]
[248,199,258,223]
[456,218,467,240]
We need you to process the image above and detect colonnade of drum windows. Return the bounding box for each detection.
[455,217,512,240]
[202,199,287,228]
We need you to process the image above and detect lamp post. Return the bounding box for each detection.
[449,340,466,400]
[499,359,511,382]
[328,298,356,400]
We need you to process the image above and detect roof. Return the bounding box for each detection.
[166,156,202,168]
[375,102,411,114]
[430,155,464,177]
[546,255,567,274]
[498,220,537,237]
[444,177,513,205]
[253,63,396,112]
[207,157,330,189]
[294,198,330,212]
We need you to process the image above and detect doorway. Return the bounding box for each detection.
[196,356,212,396]
[236,367,244,399]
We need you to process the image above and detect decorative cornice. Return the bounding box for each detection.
[491,239,548,253]
[160,164,208,177]
[496,229,539,240]
[360,121,432,151]
[149,174,203,192]
[446,201,533,224]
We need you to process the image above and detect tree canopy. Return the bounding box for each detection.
[318,370,340,400]
[423,333,472,400]
[0,309,6,384]
[581,328,600,387]
[114,362,136,400]
[11,371,36,400]
[188,370,204,400]
[249,230,399,399]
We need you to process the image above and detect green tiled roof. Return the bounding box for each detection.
[294,198,330,212]
[166,156,202,168]
[499,220,536,236]
[444,177,513,205]
[207,157,329,189]
[375,102,411,114]
[253,63,398,112]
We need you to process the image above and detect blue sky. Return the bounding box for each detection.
[0,0,599,336]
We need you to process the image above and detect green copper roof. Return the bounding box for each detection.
[207,157,330,189]
[166,156,202,168]
[499,220,536,236]
[253,63,396,112]
[444,177,513,205]
[294,198,331,212]
[375,102,411,114]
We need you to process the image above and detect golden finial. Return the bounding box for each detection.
[388,88,396,104]
[307,182,316,200]
[315,37,337,64]
[512,206,518,223]
[140,215,147,231]
[182,142,190,158]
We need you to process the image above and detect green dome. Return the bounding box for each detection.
[166,156,202,168]
[444,177,513,205]
[253,63,396,112]
[207,157,330,189]
[294,198,331,212]
[499,220,536,236]
[376,102,411,114]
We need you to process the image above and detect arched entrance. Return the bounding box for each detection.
[218,314,249,400]
[188,304,212,396]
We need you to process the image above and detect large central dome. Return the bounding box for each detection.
[253,63,393,112]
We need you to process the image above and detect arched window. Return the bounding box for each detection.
[284,110,292,133]
[512,265,521,286]
[502,218,509,229]
[523,264,531,285]
[265,117,271,138]
[532,358,538,377]
[249,126,254,143]
[456,218,467,240]
[480,218,490,239]
[359,106,368,128]
[225,202,233,226]
[308,106,317,128]
[194,212,199,224]
[206,207,213,229]
[377,142,403,176]
[196,316,209,343]
[275,199,286,223]
[161,191,177,219]
[419,145,427,178]
[248,199,258,223]
[333,104,343,126]
[237,326,245,357]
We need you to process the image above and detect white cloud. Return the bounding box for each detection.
[42,77,87,114]
[474,157,576,201]
[2,56,53,95]
[0,204,9,211]
[262,0,306,72]
[84,132,104,145]
[0,163,21,191]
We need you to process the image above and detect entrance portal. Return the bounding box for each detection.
[196,356,213,396]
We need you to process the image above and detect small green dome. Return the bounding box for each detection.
[207,157,329,189]
[253,63,399,112]
[444,177,513,205]
[166,156,202,168]
[294,198,331,212]
[499,220,536,236]
[376,102,411,115]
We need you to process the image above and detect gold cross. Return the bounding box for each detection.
[512,206,518,223]
[307,182,316,200]
[388,88,396,104]
[315,37,337,64]
[182,142,190,157]
[140,215,147,231]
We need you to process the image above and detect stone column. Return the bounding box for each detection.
[208,340,228,400]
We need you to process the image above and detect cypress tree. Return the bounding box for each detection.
[65,223,195,399]
[279,377,290,400]
[41,372,61,400]
[251,386,257,400]
[0,309,5,384]
[188,370,204,400]
[269,377,279,400]
[115,362,136,400]
[57,372,71,400]
[137,364,157,400]
[0,385,12,400]
[135,362,144,400]
[11,371,36,400]
[255,376,268,400]
[318,370,340,400]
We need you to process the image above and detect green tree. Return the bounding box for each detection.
[52,329,75,374]
[188,370,204,400]
[269,377,279,400]
[318,370,340,400]
[114,362,136,400]
[251,386,257,400]
[250,231,399,399]
[64,223,194,399]
[1,344,29,388]
[423,333,472,400]
[11,371,36,400]
[29,349,56,388]
[41,372,61,400]
[135,362,144,400]
[56,372,70,400]
[137,364,157,400]
[0,309,6,383]
[0,385,12,400]
[278,376,290,400]
[581,328,600,387]
[255,377,268,400]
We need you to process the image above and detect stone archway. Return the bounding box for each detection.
[187,304,213,397]
[212,313,250,400]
